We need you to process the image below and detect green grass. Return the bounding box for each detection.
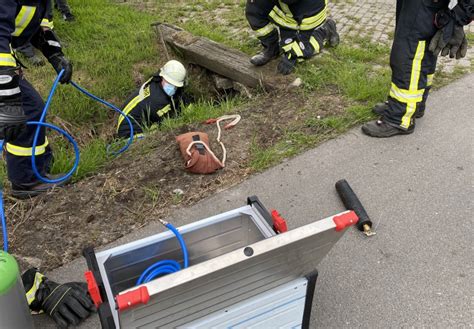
[160,97,244,131]
[466,32,474,43]
[250,104,373,171]
[249,39,391,171]
[8,0,161,183]
[298,44,391,103]
[3,0,250,183]
[4,0,468,185]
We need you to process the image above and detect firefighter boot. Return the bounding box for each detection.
[322,19,340,47]
[11,174,70,199]
[250,43,280,66]
[361,119,414,138]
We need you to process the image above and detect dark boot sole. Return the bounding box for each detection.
[10,189,45,200]
[361,125,414,138]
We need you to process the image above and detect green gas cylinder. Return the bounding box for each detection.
[0,251,34,328]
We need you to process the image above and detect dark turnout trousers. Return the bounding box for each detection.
[4,78,51,185]
[384,0,448,130]
[245,0,328,58]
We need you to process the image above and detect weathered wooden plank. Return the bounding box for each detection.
[154,23,288,90]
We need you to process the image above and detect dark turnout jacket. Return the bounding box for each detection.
[117,75,187,138]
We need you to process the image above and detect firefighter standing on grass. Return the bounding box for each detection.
[362,0,473,138]
[246,0,340,75]
[0,1,95,328]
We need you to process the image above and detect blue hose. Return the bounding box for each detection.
[0,189,7,252]
[0,70,136,251]
[136,223,189,285]
[70,81,134,156]
[30,70,135,184]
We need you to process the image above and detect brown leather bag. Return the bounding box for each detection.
[176,132,224,174]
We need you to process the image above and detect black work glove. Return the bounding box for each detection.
[277,54,297,75]
[49,53,73,84]
[0,68,26,141]
[22,268,96,328]
[440,25,468,59]
[429,9,468,59]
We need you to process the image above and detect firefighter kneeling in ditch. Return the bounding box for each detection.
[116,59,192,139]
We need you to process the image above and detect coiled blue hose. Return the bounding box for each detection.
[136,222,189,285]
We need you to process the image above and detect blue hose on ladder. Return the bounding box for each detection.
[136,221,189,285]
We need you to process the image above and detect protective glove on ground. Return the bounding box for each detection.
[48,54,73,83]
[22,268,96,328]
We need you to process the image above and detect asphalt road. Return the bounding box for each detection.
[34,73,473,328]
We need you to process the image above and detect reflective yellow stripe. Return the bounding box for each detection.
[401,41,426,129]
[409,41,425,92]
[269,7,299,29]
[25,272,44,305]
[40,18,54,29]
[427,74,434,87]
[300,8,327,30]
[157,104,171,117]
[389,83,424,103]
[0,53,16,67]
[269,5,326,30]
[255,23,275,38]
[282,41,303,58]
[5,138,49,156]
[293,42,303,57]
[309,36,320,53]
[12,6,37,37]
[117,93,149,130]
[278,1,293,17]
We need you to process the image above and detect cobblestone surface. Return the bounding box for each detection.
[329,0,473,73]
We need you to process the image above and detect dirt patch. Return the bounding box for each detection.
[4,84,348,272]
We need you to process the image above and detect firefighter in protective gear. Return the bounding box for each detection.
[362,0,473,138]
[1,0,74,199]
[245,0,340,75]
[117,60,192,138]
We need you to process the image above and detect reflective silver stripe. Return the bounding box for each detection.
[47,40,61,48]
[0,87,21,96]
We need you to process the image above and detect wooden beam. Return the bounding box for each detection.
[154,23,290,90]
